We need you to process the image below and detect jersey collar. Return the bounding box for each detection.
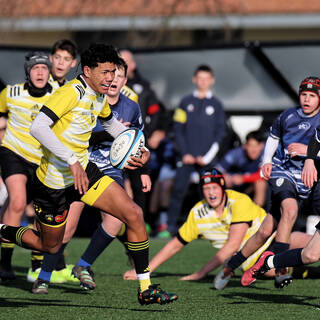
[193,90,213,99]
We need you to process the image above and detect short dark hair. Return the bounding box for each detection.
[51,39,78,59]
[245,130,266,143]
[80,43,122,70]
[194,64,214,76]
[117,57,128,77]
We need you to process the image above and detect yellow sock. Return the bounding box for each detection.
[139,278,151,292]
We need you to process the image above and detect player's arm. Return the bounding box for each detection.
[302,132,320,187]
[100,114,150,168]
[123,236,185,280]
[0,87,8,116]
[30,108,89,194]
[261,135,279,179]
[180,222,249,281]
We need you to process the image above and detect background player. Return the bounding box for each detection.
[215,76,320,289]
[0,52,53,281]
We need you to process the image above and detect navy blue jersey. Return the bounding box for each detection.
[218,146,262,174]
[270,106,320,198]
[89,93,143,184]
[173,92,226,160]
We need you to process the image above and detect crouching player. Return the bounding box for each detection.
[124,168,271,281]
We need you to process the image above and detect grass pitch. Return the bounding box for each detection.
[1,238,320,320]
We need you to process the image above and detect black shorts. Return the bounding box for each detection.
[0,146,38,204]
[33,161,105,227]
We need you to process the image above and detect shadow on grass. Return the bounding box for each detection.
[220,290,318,307]
[0,296,174,312]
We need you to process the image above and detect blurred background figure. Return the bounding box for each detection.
[217,130,267,207]
[165,64,226,236]
[120,49,169,233]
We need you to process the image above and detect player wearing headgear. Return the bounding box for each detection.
[0,51,53,281]
[0,43,177,305]
[215,76,320,289]
[123,167,269,281]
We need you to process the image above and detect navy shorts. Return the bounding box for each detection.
[267,177,320,221]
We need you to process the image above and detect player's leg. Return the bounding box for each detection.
[214,213,276,290]
[30,201,84,289]
[81,169,177,304]
[0,174,28,281]
[73,213,122,290]
[252,179,267,208]
[166,164,193,235]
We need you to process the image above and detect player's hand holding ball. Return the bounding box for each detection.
[110,128,149,170]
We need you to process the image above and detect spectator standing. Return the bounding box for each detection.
[166,64,226,235]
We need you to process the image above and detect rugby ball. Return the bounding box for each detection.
[110,128,145,169]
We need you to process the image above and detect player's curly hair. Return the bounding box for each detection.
[80,43,122,70]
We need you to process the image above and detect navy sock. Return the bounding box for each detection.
[272,241,289,254]
[80,224,115,266]
[228,251,247,270]
[41,243,68,273]
[273,248,303,268]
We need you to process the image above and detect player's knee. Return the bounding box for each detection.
[302,249,320,264]
[257,227,271,241]
[8,199,26,215]
[125,204,144,225]
[281,208,297,222]
[42,241,61,254]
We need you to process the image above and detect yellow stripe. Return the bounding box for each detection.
[241,231,276,271]
[173,108,187,124]
[126,240,149,251]
[16,227,29,246]
[38,219,68,228]
[1,242,15,249]
[81,175,114,206]
[117,224,126,237]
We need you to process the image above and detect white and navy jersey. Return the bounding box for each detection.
[89,93,143,184]
[270,106,320,198]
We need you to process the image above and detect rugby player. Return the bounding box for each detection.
[215,76,320,289]
[0,52,53,281]
[31,58,150,294]
[0,43,177,305]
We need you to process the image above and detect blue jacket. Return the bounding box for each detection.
[173,91,226,160]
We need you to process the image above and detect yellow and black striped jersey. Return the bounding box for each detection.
[48,74,70,90]
[36,76,111,189]
[178,189,266,249]
[0,83,53,165]
[120,85,139,104]
[48,74,61,91]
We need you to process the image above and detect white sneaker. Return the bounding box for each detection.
[213,266,234,290]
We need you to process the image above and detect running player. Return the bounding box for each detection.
[31,58,150,293]
[0,43,177,305]
[214,76,320,289]
[0,52,53,281]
